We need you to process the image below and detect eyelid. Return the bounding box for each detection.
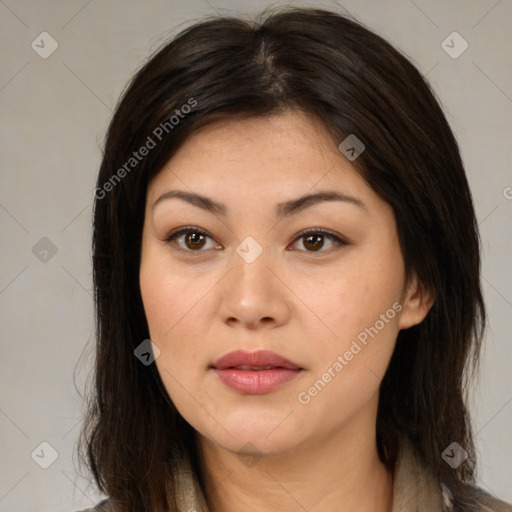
[162,225,348,252]
[163,225,210,243]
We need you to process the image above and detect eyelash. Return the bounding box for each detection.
[163,225,348,254]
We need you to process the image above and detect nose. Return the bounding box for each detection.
[218,243,291,330]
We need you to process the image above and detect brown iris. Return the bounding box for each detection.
[303,233,324,251]
[185,232,207,250]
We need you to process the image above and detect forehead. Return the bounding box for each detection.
[179,111,329,155]
[147,111,369,201]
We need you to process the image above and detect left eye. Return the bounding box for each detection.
[164,227,346,253]
[290,229,347,252]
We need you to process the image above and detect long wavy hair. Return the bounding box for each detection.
[78,6,487,511]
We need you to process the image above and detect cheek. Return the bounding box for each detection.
[140,266,209,416]
[139,253,217,398]
[294,272,402,424]
[140,256,185,368]
[293,247,404,373]
[140,246,209,340]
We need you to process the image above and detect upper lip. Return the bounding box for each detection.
[212,350,302,370]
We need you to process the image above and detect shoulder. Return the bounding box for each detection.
[470,486,512,512]
[74,498,111,512]
[394,437,511,512]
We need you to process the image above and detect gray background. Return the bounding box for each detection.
[0,0,511,510]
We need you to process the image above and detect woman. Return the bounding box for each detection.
[77,6,511,512]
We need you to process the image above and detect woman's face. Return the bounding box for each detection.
[139,111,430,457]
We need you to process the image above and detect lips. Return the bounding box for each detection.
[211,349,302,371]
[211,350,303,395]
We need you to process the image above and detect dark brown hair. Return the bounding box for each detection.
[79,6,489,511]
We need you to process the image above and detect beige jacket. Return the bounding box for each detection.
[78,440,511,512]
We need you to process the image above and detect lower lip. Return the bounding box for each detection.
[213,368,302,394]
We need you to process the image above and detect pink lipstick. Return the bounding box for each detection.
[211,349,303,395]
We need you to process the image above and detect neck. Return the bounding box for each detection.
[195,406,393,512]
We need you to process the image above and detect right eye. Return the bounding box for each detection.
[164,226,222,252]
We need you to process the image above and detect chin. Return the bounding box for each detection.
[193,411,302,456]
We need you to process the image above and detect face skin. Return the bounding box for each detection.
[139,111,433,512]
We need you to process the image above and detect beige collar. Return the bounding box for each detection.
[173,439,446,512]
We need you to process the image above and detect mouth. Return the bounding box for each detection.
[226,365,287,370]
[211,349,302,371]
[211,350,303,395]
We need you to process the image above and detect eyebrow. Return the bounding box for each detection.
[152,189,367,217]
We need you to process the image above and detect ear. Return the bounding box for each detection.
[398,274,435,330]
